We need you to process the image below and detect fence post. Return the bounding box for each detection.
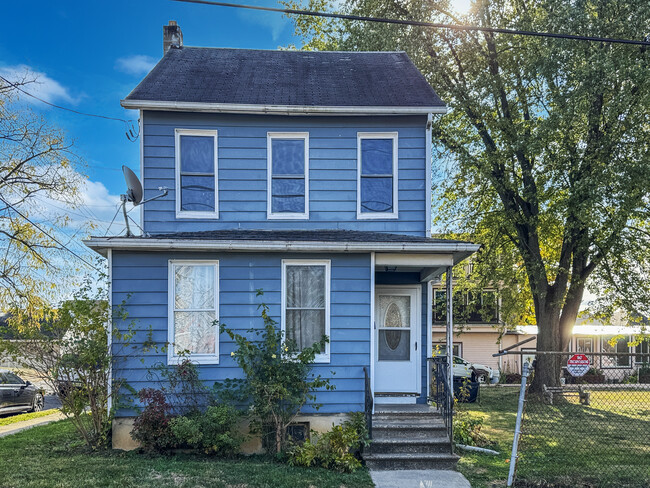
[507,361,530,487]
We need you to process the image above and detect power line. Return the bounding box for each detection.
[170,0,650,46]
[0,75,140,141]
[0,196,102,272]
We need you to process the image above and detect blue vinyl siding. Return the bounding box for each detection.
[141,112,427,236]
[112,251,371,416]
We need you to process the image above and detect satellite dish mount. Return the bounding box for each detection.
[121,165,168,237]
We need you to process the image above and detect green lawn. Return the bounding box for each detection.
[0,419,374,488]
[0,409,59,427]
[457,387,650,488]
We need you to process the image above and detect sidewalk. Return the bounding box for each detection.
[370,469,471,488]
[0,410,66,438]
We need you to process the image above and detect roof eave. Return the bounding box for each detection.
[84,236,479,258]
[120,99,448,116]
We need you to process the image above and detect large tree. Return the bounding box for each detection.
[0,76,87,315]
[285,0,650,388]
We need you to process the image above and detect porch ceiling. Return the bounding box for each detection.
[375,253,453,282]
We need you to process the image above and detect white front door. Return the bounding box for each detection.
[374,286,420,399]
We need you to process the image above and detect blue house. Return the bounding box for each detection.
[85,22,478,464]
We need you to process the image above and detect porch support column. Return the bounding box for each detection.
[446,266,453,423]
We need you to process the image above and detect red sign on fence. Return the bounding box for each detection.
[567,354,590,377]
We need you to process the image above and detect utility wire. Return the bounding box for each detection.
[0,75,140,141]
[170,0,650,46]
[0,196,102,272]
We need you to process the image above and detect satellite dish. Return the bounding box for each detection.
[122,165,143,204]
[119,165,168,237]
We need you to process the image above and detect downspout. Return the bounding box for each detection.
[425,114,433,238]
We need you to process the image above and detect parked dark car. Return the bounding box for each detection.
[0,369,44,415]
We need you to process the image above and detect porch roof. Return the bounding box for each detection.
[84,229,479,266]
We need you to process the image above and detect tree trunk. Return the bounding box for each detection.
[529,307,563,392]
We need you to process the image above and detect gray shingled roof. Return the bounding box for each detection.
[122,47,444,109]
[116,229,471,245]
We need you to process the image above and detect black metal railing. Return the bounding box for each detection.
[363,366,373,439]
[429,356,453,442]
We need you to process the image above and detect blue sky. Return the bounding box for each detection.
[2,0,298,233]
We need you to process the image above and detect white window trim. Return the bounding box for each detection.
[175,128,219,219]
[168,260,220,365]
[281,259,331,363]
[357,132,399,220]
[267,132,310,220]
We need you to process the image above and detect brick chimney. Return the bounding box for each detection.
[163,21,183,54]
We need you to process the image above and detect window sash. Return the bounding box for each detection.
[175,129,219,219]
[357,133,398,219]
[168,261,219,364]
[268,133,309,219]
[282,260,330,362]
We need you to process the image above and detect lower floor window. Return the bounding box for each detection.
[169,260,219,364]
[601,335,630,368]
[282,260,330,362]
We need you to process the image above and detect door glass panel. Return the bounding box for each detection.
[377,295,411,361]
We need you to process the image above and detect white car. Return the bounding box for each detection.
[452,356,496,383]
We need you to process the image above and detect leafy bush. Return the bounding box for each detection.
[169,404,241,455]
[216,294,334,454]
[287,413,369,472]
[130,388,175,452]
[453,411,491,447]
[148,357,212,416]
[0,276,149,449]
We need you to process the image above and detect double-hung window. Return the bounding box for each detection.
[357,132,398,219]
[175,129,219,218]
[168,260,219,364]
[282,260,330,363]
[268,133,309,219]
[601,335,630,368]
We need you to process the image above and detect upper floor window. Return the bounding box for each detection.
[282,260,330,363]
[168,260,219,364]
[267,133,309,219]
[175,129,218,219]
[357,132,398,219]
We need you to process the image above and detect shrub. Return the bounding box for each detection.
[287,413,370,472]
[453,411,491,447]
[0,276,149,450]
[169,404,241,455]
[130,388,175,452]
[216,294,334,454]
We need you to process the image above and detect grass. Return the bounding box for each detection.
[0,409,59,427]
[0,419,374,488]
[457,386,650,488]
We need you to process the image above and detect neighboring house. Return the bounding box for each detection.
[84,23,479,451]
[434,303,649,381]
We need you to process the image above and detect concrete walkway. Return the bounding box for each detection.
[370,469,471,488]
[0,410,66,438]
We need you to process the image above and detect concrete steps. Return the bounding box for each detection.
[363,404,459,471]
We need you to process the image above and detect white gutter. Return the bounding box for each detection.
[84,236,480,255]
[120,99,448,116]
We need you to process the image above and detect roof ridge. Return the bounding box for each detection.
[179,46,407,54]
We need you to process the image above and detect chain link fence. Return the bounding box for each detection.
[515,353,650,487]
